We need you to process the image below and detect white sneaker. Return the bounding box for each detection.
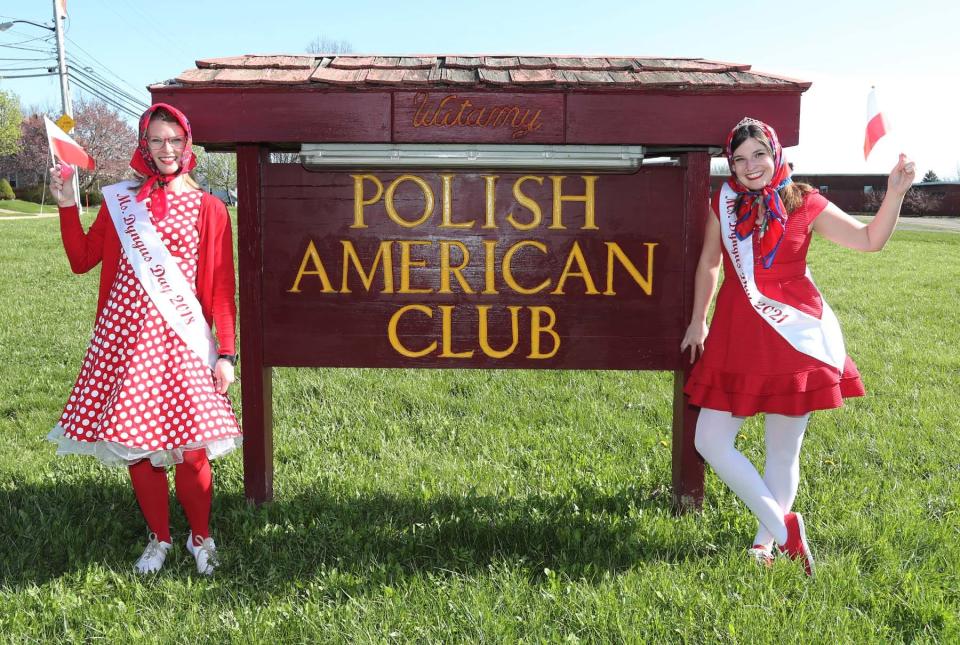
[186,532,219,576]
[133,533,172,574]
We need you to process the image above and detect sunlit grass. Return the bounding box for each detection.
[1,214,957,641]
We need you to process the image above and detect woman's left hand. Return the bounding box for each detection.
[887,153,916,197]
[213,359,235,394]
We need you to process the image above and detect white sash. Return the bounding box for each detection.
[103,181,217,369]
[718,183,846,372]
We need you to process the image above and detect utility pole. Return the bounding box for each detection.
[52,0,72,118]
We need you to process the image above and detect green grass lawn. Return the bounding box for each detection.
[0,199,56,215]
[0,213,958,642]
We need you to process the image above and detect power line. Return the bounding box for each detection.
[67,56,147,104]
[0,42,56,53]
[67,71,141,113]
[66,73,140,118]
[69,64,148,111]
[65,35,144,98]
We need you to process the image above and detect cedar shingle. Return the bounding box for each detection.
[605,70,639,85]
[478,68,512,85]
[196,56,247,69]
[399,56,437,68]
[553,57,587,69]
[371,56,401,68]
[509,68,556,85]
[176,69,221,84]
[214,68,313,84]
[310,66,368,84]
[483,56,520,69]
[633,70,688,86]
[441,67,478,85]
[365,68,407,84]
[401,68,432,84]
[244,55,316,69]
[445,56,483,69]
[605,57,637,71]
[517,56,556,69]
[329,56,377,69]
[570,70,614,85]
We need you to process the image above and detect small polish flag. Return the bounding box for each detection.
[44,116,95,171]
[56,0,68,19]
[864,87,888,160]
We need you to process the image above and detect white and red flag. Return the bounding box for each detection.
[864,87,888,160]
[44,116,95,171]
[55,0,68,19]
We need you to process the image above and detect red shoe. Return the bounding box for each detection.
[779,512,815,577]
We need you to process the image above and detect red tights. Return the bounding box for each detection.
[128,449,213,543]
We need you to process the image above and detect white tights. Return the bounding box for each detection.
[694,408,809,547]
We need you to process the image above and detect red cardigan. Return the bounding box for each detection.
[58,192,237,355]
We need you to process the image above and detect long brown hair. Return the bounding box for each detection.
[729,124,811,214]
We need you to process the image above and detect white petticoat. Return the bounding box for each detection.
[47,423,243,468]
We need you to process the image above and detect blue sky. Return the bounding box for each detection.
[3,0,958,178]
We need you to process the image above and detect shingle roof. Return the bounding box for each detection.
[158,55,810,91]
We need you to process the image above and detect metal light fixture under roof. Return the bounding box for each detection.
[299,144,646,171]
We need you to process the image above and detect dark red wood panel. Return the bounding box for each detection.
[566,93,802,146]
[236,145,274,504]
[259,165,686,370]
[148,89,392,145]
[393,91,565,143]
[672,151,710,511]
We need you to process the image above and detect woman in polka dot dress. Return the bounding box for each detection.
[48,104,240,576]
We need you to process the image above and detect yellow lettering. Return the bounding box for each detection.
[387,305,436,358]
[605,242,657,296]
[550,175,598,230]
[439,174,474,229]
[439,305,474,358]
[385,174,434,228]
[398,240,433,294]
[502,240,550,295]
[439,240,474,294]
[287,240,335,293]
[477,305,520,359]
[507,175,543,230]
[350,174,383,229]
[483,239,498,294]
[551,241,600,295]
[340,240,394,294]
[482,175,498,229]
[528,306,560,359]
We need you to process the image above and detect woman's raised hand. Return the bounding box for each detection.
[49,162,78,207]
[887,153,916,197]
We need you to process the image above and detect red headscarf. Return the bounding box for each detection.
[724,117,793,269]
[130,103,196,221]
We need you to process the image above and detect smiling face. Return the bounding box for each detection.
[145,118,187,174]
[730,136,776,191]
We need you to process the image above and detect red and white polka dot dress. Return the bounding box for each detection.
[49,190,242,466]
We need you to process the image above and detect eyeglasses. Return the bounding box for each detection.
[146,136,186,150]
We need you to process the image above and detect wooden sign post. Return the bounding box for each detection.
[152,54,809,510]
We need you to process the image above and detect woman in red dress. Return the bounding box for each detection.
[681,117,915,576]
[48,103,240,576]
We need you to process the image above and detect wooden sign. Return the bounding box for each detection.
[260,165,687,370]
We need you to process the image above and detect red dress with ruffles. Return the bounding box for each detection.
[684,190,865,417]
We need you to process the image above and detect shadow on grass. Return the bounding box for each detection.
[0,475,708,594]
